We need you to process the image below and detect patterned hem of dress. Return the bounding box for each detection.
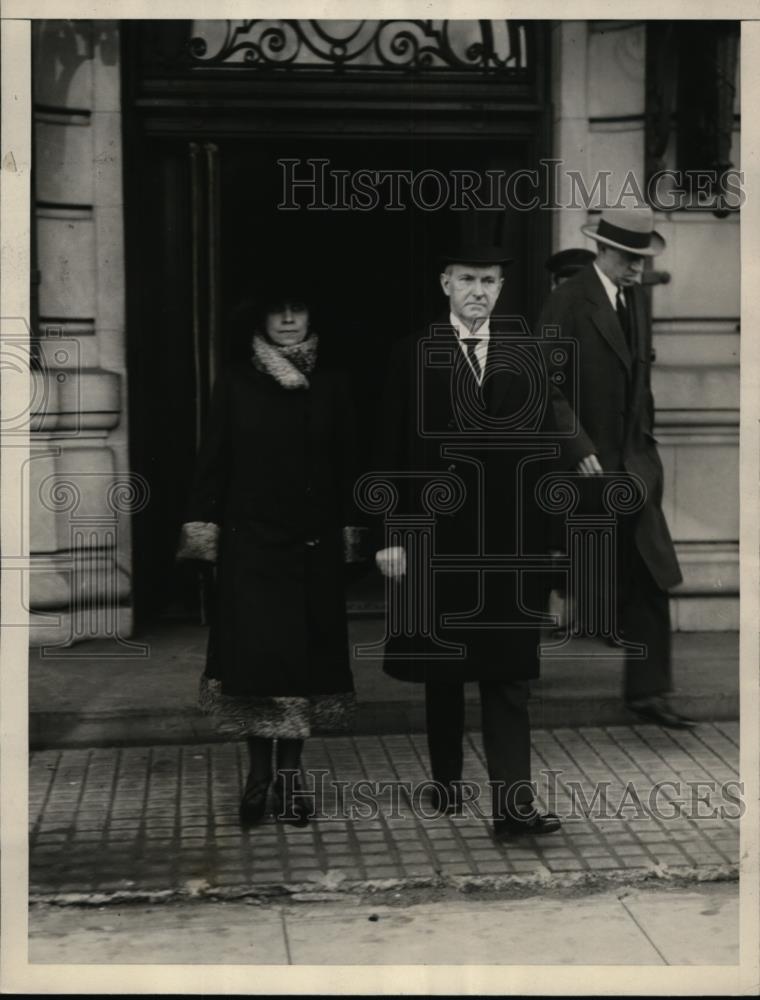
[198,675,357,739]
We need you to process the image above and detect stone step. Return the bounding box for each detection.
[29,623,738,749]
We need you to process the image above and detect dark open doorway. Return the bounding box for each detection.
[123,27,551,625]
[219,136,541,431]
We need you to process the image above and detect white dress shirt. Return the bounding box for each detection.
[449,312,490,385]
[593,262,620,309]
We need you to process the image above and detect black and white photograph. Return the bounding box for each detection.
[0,5,758,995]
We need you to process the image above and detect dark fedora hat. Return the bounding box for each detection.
[439,243,514,269]
[545,247,596,279]
[581,206,665,256]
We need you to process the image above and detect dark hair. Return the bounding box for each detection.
[255,281,312,319]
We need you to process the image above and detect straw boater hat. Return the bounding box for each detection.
[581,206,665,257]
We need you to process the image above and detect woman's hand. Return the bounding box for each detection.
[375,546,407,579]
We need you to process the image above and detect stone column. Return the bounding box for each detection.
[32,21,135,647]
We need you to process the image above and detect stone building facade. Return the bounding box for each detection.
[30,19,740,646]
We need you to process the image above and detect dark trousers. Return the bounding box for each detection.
[425,679,533,818]
[617,523,673,703]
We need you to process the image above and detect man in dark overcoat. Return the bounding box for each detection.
[536,206,695,729]
[373,244,561,840]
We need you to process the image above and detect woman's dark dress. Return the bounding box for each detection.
[185,359,357,738]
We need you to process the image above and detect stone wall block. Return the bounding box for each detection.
[652,365,739,411]
[31,367,121,432]
[30,446,117,553]
[588,23,645,118]
[552,21,588,120]
[30,605,133,648]
[653,216,740,319]
[667,443,739,542]
[35,118,94,204]
[586,125,645,203]
[33,20,94,110]
[30,556,131,609]
[673,596,739,631]
[37,211,96,319]
[92,111,124,207]
[94,206,126,343]
[652,325,740,367]
[92,21,122,112]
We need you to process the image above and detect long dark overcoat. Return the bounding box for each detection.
[185,361,356,700]
[374,319,559,684]
[535,263,682,591]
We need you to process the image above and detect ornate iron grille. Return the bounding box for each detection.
[188,20,530,75]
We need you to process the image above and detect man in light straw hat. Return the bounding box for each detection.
[536,205,695,729]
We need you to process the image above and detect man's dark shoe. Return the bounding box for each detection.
[493,805,561,841]
[627,696,697,729]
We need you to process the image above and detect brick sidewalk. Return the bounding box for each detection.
[29,723,740,899]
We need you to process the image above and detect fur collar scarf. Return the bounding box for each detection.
[251,332,318,389]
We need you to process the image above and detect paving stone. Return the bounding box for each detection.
[400,853,430,865]
[614,845,651,856]
[438,863,474,874]
[403,864,436,876]
[469,849,502,861]
[546,859,586,871]
[363,865,401,878]
[510,859,548,872]
[476,860,512,873]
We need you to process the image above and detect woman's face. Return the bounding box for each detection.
[264,302,310,346]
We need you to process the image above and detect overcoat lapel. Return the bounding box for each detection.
[584,267,632,377]
[424,321,482,423]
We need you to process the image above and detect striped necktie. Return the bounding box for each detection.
[462,337,482,381]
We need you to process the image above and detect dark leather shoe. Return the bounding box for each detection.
[493,807,561,840]
[628,697,697,729]
[239,774,271,827]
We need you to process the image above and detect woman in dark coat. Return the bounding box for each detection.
[179,288,358,827]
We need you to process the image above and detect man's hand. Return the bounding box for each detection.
[576,454,603,476]
[376,546,407,579]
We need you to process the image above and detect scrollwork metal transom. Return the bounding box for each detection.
[188,20,529,75]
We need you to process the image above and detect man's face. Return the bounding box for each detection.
[440,264,504,327]
[597,246,645,287]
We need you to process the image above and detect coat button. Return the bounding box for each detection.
[306,538,320,547]
[447,463,456,472]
